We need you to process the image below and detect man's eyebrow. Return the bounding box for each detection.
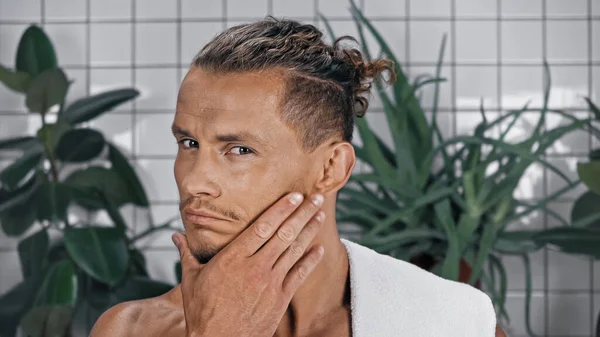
[215,131,270,148]
[171,124,271,148]
[171,124,193,138]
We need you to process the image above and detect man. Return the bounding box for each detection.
[91,18,507,337]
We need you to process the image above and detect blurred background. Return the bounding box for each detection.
[0,0,599,336]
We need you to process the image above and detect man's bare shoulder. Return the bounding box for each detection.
[90,287,185,337]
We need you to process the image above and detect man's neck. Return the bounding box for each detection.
[273,214,351,337]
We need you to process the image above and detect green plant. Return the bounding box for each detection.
[0,25,180,337]
[323,1,600,336]
[573,98,600,337]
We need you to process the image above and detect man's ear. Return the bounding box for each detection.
[313,141,355,196]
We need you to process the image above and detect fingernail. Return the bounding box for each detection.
[289,192,303,205]
[312,194,324,206]
[315,211,325,222]
[172,234,179,246]
[318,246,325,255]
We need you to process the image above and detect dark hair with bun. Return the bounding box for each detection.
[192,16,396,152]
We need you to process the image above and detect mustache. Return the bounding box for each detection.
[179,197,241,221]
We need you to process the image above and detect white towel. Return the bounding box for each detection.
[340,238,497,337]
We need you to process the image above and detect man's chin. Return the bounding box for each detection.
[192,251,218,264]
[188,238,225,264]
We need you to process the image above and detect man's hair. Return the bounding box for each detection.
[192,17,396,152]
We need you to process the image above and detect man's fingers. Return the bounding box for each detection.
[172,232,202,271]
[272,210,324,275]
[228,191,306,257]
[255,193,323,266]
[281,245,324,298]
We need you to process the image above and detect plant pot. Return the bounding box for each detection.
[410,253,481,288]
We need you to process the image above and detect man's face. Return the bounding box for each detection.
[173,67,316,263]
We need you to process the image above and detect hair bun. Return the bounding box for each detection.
[334,36,396,118]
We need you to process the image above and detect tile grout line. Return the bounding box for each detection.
[131,0,138,234]
[4,15,600,25]
[222,0,228,30]
[587,0,595,334]
[541,0,549,335]
[405,0,410,79]
[496,0,502,138]
[450,0,457,144]
[15,61,600,69]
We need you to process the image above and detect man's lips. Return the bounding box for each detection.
[183,209,230,229]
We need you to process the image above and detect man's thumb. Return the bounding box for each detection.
[172,232,189,260]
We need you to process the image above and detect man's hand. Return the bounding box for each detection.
[173,192,326,337]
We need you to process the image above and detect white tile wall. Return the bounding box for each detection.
[44,24,87,66]
[546,20,588,63]
[135,0,177,19]
[181,0,223,19]
[1,0,598,335]
[501,0,542,18]
[44,0,86,21]
[501,21,543,64]
[410,0,450,17]
[90,23,132,66]
[272,0,314,19]
[409,20,452,63]
[90,0,132,19]
[135,22,178,65]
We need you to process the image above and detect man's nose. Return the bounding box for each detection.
[180,156,220,198]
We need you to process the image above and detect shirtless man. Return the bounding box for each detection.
[90,18,507,337]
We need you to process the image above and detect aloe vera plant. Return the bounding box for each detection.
[324,1,600,335]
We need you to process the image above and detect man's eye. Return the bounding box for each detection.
[178,139,198,148]
[230,146,254,155]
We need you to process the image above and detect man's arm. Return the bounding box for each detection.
[496,324,507,337]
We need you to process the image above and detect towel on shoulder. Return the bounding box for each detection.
[341,238,497,337]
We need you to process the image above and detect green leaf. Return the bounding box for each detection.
[0,143,44,190]
[494,230,542,254]
[0,64,31,93]
[97,190,128,233]
[25,67,70,114]
[129,248,148,277]
[433,200,460,281]
[18,229,49,279]
[64,227,129,286]
[34,260,77,306]
[34,182,71,223]
[0,176,39,236]
[572,191,600,229]
[67,185,105,210]
[533,227,600,258]
[20,305,72,337]
[108,143,150,207]
[16,25,58,77]
[578,161,600,195]
[55,128,105,163]
[86,275,173,317]
[36,121,72,154]
[350,0,432,185]
[0,203,37,237]
[359,228,445,249]
[112,276,173,301]
[468,221,496,285]
[60,88,140,124]
[175,262,182,284]
[64,166,133,208]
[0,276,43,337]
[487,254,508,322]
[589,149,600,161]
[584,97,600,121]
[0,136,38,151]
